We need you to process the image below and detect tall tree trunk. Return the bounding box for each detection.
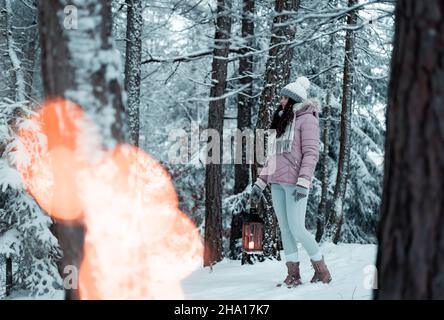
[316,34,335,242]
[316,0,337,243]
[234,0,254,194]
[13,0,38,101]
[229,0,255,260]
[0,0,14,101]
[23,25,39,101]
[37,0,129,299]
[203,0,232,267]
[124,0,142,147]
[324,0,357,243]
[5,0,26,101]
[376,0,444,300]
[253,0,299,260]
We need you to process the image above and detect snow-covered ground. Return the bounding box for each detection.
[4,243,376,300]
[182,243,377,300]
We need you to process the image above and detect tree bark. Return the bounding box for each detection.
[316,0,338,243]
[0,0,14,101]
[4,0,26,101]
[376,0,444,300]
[13,0,38,102]
[316,33,335,242]
[5,256,12,296]
[37,0,129,299]
[234,0,254,194]
[230,0,255,260]
[124,0,143,147]
[253,0,299,260]
[0,0,38,103]
[324,0,357,243]
[203,0,232,267]
[23,21,39,102]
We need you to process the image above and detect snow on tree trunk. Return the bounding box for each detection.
[230,0,255,260]
[5,0,26,102]
[38,0,128,147]
[324,0,357,244]
[0,0,14,101]
[0,0,38,103]
[20,0,39,101]
[253,0,299,260]
[37,0,129,299]
[124,0,142,147]
[376,0,444,299]
[203,0,232,267]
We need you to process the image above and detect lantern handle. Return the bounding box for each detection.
[249,196,259,211]
[249,204,258,215]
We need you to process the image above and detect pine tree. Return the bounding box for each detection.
[0,100,62,298]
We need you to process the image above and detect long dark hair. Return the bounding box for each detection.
[270,98,296,138]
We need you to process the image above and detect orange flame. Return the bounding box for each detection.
[16,99,203,299]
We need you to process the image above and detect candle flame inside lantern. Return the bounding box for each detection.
[248,240,255,250]
[16,98,204,299]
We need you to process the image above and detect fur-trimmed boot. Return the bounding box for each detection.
[310,256,332,284]
[281,262,302,288]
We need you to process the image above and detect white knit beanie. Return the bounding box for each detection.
[280,76,310,102]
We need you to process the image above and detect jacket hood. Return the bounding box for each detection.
[293,98,321,118]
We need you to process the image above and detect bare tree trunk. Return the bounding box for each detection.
[229,0,255,260]
[37,0,129,299]
[376,0,444,300]
[234,0,254,194]
[324,0,357,244]
[5,0,26,101]
[124,0,143,147]
[13,0,38,101]
[0,0,14,101]
[203,0,232,267]
[316,0,337,243]
[316,35,335,242]
[23,25,39,101]
[253,0,299,260]
[5,256,12,297]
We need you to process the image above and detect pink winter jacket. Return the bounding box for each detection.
[256,98,321,189]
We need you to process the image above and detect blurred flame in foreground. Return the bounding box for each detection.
[16,99,203,299]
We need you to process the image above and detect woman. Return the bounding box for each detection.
[250,76,332,288]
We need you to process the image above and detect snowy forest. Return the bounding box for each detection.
[0,0,443,301]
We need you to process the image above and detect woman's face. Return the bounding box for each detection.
[280,96,289,108]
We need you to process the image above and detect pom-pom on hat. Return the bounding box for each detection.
[280,76,310,102]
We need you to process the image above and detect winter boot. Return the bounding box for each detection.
[278,262,302,288]
[310,256,332,284]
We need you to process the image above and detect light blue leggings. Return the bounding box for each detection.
[271,183,322,262]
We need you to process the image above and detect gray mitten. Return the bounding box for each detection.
[250,180,266,206]
[292,185,308,201]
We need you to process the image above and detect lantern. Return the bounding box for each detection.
[241,207,264,264]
